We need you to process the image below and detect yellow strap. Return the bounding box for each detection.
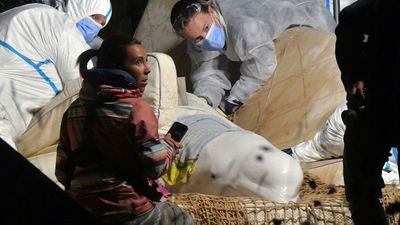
[162,159,197,186]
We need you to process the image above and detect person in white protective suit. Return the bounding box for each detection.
[35,0,112,49]
[0,0,111,149]
[284,102,399,185]
[170,0,337,115]
[31,0,67,11]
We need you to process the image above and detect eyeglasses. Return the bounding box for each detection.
[172,3,202,31]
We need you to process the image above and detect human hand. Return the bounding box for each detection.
[164,133,183,150]
[346,80,366,112]
[220,97,242,116]
[349,80,366,99]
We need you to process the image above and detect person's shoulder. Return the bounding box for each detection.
[12,3,62,16]
[340,0,376,17]
[118,97,152,110]
[4,3,71,27]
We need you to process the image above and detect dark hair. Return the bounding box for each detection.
[77,36,142,76]
[170,0,209,32]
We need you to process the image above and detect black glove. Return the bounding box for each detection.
[281,148,293,156]
[220,97,243,115]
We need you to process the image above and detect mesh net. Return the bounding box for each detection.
[167,172,400,224]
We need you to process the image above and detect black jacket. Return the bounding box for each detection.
[335,0,400,96]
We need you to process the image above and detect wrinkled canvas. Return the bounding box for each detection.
[233,28,346,149]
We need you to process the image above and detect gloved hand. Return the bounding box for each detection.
[281,148,293,156]
[219,97,243,115]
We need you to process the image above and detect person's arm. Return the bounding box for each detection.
[55,117,70,187]
[54,27,90,86]
[129,99,179,178]
[229,42,277,104]
[188,43,232,108]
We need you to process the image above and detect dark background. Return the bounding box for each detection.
[0,0,149,38]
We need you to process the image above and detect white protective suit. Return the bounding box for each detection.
[0,1,110,149]
[188,0,337,107]
[38,0,112,25]
[170,93,303,202]
[65,0,112,25]
[33,0,67,10]
[292,102,399,184]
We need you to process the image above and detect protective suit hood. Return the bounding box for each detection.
[66,0,112,27]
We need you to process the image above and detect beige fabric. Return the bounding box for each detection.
[143,53,178,135]
[134,0,192,86]
[168,193,352,224]
[168,174,400,225]
[26,147,58,183]
[15,78,82,158]
[233,27,346,149]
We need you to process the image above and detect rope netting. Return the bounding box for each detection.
[167,172,400,224]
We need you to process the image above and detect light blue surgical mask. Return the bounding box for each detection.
[76,17,102,44]
[197,22,225,51]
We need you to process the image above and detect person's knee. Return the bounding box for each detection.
[156,202,193,224]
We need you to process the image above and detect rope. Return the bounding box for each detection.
[168,172,400,224]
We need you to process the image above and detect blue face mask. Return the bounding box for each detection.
[197,22,225,51]
[76,17,102,44]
